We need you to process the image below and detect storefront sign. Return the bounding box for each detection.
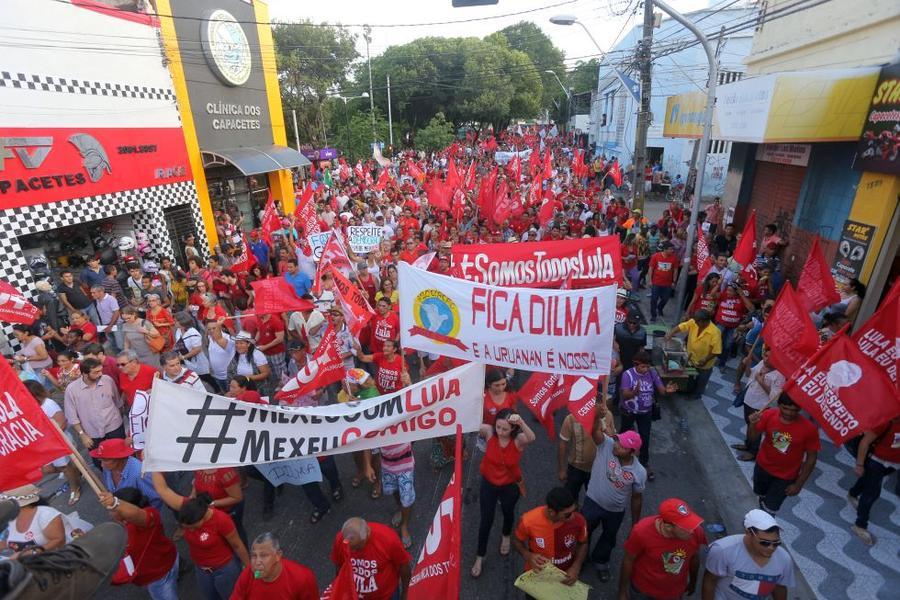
[450,237,621,288]
[399,263,616,376]
[832,219,875,282]
[205,102,262,131]
[854,62,900,175]
[0,128,191,209]
[201,9,252,87]
[755,144,811,166]
[347,225,383,253]
[664,91,707,139]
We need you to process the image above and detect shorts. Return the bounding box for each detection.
[381,469,415,507]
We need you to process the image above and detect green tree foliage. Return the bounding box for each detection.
[491,21,566,114]
[567,59,600,113]
[328,100,391,162]
[414,112,455,154]
[273,21,358,148]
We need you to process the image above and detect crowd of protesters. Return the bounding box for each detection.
[2,125,896,600]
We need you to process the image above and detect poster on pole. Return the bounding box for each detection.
[348,225,384,254]
[399,262,615,376]
[308,232,332,261]
[832,219,875,282]
[142,363,485,471]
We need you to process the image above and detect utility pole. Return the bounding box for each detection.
[386,75,394,148]
[363,25,376,148]
[632,0,655,212]
[291,109,301,152]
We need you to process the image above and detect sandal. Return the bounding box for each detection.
[647,469,656,482]
[332,487,344,502]
[309,507,330,524]
[67,488,81,507]
[370,485,382,499]
[470,559,483,578]
[401,534,413,549]
[351,477,362,489]
[737,452,756,462]
[391,512,402,528]
[499,536,511,556]
[730,443,748,451]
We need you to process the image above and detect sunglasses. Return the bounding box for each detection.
[751,530,782,547]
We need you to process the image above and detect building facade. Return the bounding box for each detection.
[591,5,755,197]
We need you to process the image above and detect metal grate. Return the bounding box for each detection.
[163,204,197,267]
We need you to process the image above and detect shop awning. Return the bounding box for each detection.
[201,145,311,175]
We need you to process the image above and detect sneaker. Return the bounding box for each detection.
[850,525,874,546]
[14,522,126,600]
[846,494,859,510]
[595,563,610,582]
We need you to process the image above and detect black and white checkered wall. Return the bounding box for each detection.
[0,71,177,102]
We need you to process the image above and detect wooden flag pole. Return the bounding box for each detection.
[51,421,107,497]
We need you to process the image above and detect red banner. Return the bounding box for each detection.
[797,236,841,313]
[230,235,257,273]
[408,426,462,600]
[761,284,819,378]
[733,211,757,266]
[0,127,191,210]
[294,184,320,237]
[327,265,374,337]
[696,234,713,282]
[852,279,899,387]
[451,237,621,288]
[276,327,346,403]
[0,280,40,325]
[249,277,315,315]
[0,359,72,490]
[783,333,900,445]
[260,191,281,248]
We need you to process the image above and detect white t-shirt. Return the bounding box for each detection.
[129,389,150,450]
[207,334,235,380]
[4,506,64,552]
[41,399,70,468]
[234,349,268,377]
[288,310,326,351]
[705,534,795,599]
[313,290,335,312]
[176,327,209,375]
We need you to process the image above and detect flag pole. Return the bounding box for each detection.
[51,421,107,497]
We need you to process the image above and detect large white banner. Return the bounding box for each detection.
[142,363,485,472]
[399,263,615,376]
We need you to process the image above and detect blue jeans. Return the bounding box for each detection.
[145,555,179,600]
[717,325,736,367]
[650,285,672,319]
[195,556,242,600]
[581,497,625,565]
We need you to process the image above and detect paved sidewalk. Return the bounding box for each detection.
[700,367,900,600]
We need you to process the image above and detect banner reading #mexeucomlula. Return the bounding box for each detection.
[399,263,615,376]
[141,363,484,472]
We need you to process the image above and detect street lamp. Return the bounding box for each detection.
[549,14,604,54]
[336,92,369,159]
[544,69,571,129]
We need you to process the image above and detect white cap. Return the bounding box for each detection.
[744,509,779,531]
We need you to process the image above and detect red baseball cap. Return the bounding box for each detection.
[89,438,134,460]
[659,498,703,531]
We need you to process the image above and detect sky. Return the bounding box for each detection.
[266,0,715,72]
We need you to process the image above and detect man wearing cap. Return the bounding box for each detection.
[582,412,647,582]
[665,309,722,399]
[619,498,707,600]
[702,509,795,599]
[615,311,648,372]
[91,438,162,510]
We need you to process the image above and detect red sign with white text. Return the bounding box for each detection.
[0,128,192,209]
[451,237,621,288]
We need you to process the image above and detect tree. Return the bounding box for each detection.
[490,21,566,114]
[567,59,600,114]
[332,104,391,163]
[273,21,358,148]
[414,112,455,153]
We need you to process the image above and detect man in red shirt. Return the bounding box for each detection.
[231,532,318,599]
[117,350,158,408]
[749,394,820,514]
[619,498,706,600]
[330,517,411,600]
[397,237,425,264]
[648,242,679,322]
[256,313,286,380]
[714,283,754,368]
[366,299,400,354]
[357,339,409,394]
[513,487,588,585]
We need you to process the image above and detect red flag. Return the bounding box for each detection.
[509,193,525,219]
[761,284,819,378]
[451,189,466,223]
[696,234,713,282]
[537,194,560,228]
[407,160,425,184]
[608,161,623,187]
[492,180,510,225]
[276,326,346,403]
[476,168,498,217]
[797,236,841,313]
[517,372,568,437]
[783,332,900,445]
[0,280,40,325]
[852,278,899,387]
[327,265,374,337]
[408,426,462,600]
[230,235,257,273]
[313,232,354,295]
[526,179,542,208]
[423,178,452,212]
[506,154,521,184]
[294,185,320,237]
[529,146,541,178]
[542,149,553,181]
[563,375,599,434]
[320,542,359,600]
[375,168,392,191]
[446,160,462,190]
[260,191,281,248]
[249,277,315,315]
[354,161,365,180]
[464,162,477,192]
[339,162,351,182]
[0,359,72,490]
[733,211,757,266]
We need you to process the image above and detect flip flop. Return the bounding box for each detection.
[737,452,756,462]
[370,486,382,499]
[499,536,511,556]
[402,534,413,549]
[351,477,361,489]
[67,489,81,507]
[470,560,483,578]
[391,512,402,528]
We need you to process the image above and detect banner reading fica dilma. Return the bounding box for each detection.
[399,263,616,376]
[141,363,484,472]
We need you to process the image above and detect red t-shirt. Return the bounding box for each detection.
[624,517,707,600]
[236,390,265,405]
[119,364,157,408]
[257,315,286,355]
[482,391,518,425]
[193,468,240,502]
[71,321,98,342]
[480,436,522,486]
[329,523,411,600]
[183,508,236,569]
[398,249,422,264]
[621,244,638,270]
[123,508,177,586]
[230,559,318,600]
[358,276,379,306]
[649,253,677,287]
[373,353,404,394]
[368,312,400,354]
[755,408,821,480]
[715,297,747,328]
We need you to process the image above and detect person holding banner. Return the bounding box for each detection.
[228,332,274,399]
[151,473,250,600]
[471,409,536,579]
